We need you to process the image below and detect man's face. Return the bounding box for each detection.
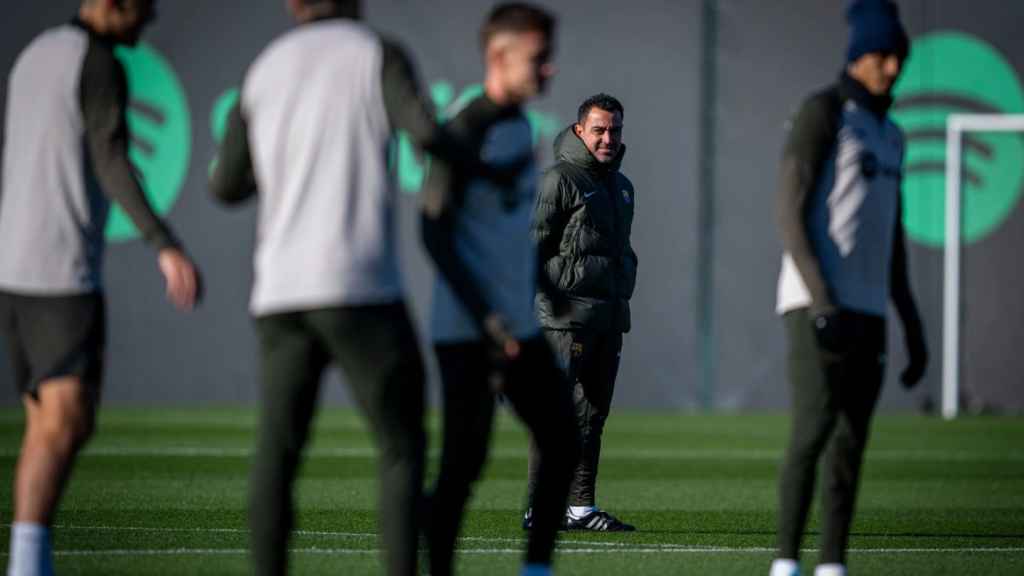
[108,0,156,46]
[848,51,903,96]
[494,30,555,103]
[574,108,623,164]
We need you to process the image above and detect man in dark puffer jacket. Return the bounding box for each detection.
[526,93,638,532]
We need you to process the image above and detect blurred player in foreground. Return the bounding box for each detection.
[0,1,201,574]
[210,0,516,573]
[420,4,579,576]
[770,1,927,574]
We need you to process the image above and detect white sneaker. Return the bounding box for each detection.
[814,564,846,576]
[770,558,800,576]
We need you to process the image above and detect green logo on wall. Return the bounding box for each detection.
[892,31,1024,247]
[107,43,192,242]
[210,82,561,195]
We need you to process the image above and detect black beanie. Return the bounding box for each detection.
[846,0,909,63]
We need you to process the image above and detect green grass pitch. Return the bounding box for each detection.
[0,408,1022,575]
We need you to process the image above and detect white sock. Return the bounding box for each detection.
[7,523,53,576]
[567,505,596,519]
[769,558,800,576]
[520,563,552,576]
[814,564,846,576]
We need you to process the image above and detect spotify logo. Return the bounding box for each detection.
[209,81,562,196]
[107,42,192,242]
[892,31,1024,247]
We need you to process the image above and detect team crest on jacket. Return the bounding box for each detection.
[622,189,632,204]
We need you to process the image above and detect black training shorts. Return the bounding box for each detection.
[0,291,105,399]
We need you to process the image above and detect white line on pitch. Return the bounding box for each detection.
[48,524,638,548]
[42,525,1024,555]
[4,446,1021,462]
[24,546,1024,558]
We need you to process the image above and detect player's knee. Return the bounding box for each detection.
[63,402,96,450]
[74,411,95,448]
[788,434,830,466]
[830,433,869,464]
[377,429,426,466]
[32,415,91,456]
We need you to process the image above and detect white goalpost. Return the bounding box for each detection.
[942,113,1024,420]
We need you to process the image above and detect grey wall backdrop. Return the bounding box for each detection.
[0,1,1021,412]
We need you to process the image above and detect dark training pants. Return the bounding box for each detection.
[528,329,622,508]
[427,336,578,575]
[249,302,426,576]
[776,308,886,565]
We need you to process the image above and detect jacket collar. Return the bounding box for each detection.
[839,71,893,119]
[553,124,626,175]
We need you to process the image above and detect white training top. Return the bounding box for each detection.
[0,26,98,294]
[242,20,398,316]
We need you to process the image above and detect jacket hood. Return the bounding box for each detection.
[553,124,626,173]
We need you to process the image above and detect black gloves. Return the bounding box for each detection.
[900,321,928,389]
[811,307,928,390]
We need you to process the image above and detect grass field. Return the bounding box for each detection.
[0,408,1022,575]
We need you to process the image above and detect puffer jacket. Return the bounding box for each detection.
[532,125,638,333]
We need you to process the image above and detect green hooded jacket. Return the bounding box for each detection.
[531,125,638,333]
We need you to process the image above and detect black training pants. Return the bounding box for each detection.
[527,329,622,508]
[776,308,886,565]
[427,336,578,575]
[249,302,426,576]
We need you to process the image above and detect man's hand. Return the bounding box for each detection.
[157,248,201,311]
[483,313,520,396]
[483,312,521,361]
[900,326,928,389]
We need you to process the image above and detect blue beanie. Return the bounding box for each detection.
[846,0,909,62]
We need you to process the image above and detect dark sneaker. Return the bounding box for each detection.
[522,508,568,531]
[566,510,636,532]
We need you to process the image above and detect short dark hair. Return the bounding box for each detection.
[577,93,624,124]
[480,3,556,49]
[301,0,360,17]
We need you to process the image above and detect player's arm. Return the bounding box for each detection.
[80,43,200,310]
[381,39,464,161]
[776,94,836,317]
[209,100,256,204]
[80,42,178,250]
[890,203,927,387]
[380,40,520,186]
[421,141,519,357]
